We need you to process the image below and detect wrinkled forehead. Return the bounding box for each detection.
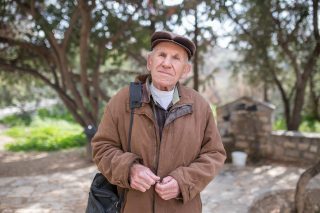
[152,42,189,59]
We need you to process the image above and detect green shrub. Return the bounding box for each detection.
[273,118,287,130]
[0,113,33,127]
[0,104,75,127]
[273,117,320,133]
[299,117,320,132]
[37,105,75,123]
[4,118,86,152]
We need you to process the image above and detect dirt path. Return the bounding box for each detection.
[0,147,93,177]
[1,125,319,212]
[0,126,97,212]
[0,147,96,213]
[0,124,94,177]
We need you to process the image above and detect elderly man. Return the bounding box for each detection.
[92,30,226,213]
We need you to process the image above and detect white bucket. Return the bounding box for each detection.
[231,151,248,167]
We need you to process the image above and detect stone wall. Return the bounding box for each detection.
[267,131,320,163]
[217,96,320,164]
[229,110,271,161]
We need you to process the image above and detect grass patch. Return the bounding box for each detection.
[4,117,86,152]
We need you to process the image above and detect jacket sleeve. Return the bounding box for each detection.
[91,105,141,189]
[169,105,226,203]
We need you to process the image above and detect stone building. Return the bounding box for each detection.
[217,96,274,162]
[217,96,320,164]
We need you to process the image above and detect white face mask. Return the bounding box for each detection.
[150,83,174,110]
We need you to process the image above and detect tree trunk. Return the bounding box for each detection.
[288,44,320,130]
[148,0,156,34]
[295,160,320,213]
[309,74,320,121]
[287,83,305,130]
[263,82,269,102]
[193,5,199,91]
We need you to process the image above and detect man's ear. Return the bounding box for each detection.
[146,53,152,72]
[182,62,192,79]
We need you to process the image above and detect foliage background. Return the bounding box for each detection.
[0,0,319,145]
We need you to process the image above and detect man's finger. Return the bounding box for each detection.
[155,182,168,195]
[161,176,173,184]
[155,177,180,200]
[156,186,174,197]
[139,170,158,185]
[155,187,175,200]
[155,183,164,196]
[141,174,157,186]
[131,180,150,192]
[146,170,160,181]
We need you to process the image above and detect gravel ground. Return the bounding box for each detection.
[1,127,319,213]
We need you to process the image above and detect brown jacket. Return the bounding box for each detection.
[92,75,226,213]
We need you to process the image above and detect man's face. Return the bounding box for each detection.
[147,42,191,91]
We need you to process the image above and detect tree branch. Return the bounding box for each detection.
[262,46,291,125]
[302,0,320,81]
[62,5,81,50]
[288,9,309,42]
[92,43,103,122]
[0,59,88,126]
[79,0,91,92]
[12,0,73,91]
[222,2,257,43]
[14,1,61,56]
[313,0,320,41]
[98,88,110,103]
[14,1,94,124]
[0,59,53,86]
[127,50,147,67]
[49,65,60,87]
[270,6,300,81]
[0,35,65,90]
[0,37,56,64]
[100,2,143,47]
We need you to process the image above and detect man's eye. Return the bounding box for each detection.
[159,53,166,57]
[173,56,180,60]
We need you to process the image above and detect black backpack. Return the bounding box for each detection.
[86,82,142,213]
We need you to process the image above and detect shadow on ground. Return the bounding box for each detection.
[0,147,93,177]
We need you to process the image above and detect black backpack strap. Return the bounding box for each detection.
[87,83,143,213]
[127,82,142,152]
[119,82,142,208]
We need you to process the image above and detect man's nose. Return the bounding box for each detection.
[162,56,171,67]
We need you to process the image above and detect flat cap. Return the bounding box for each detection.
[151,31,196,60]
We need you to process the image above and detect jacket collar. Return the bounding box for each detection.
[136,74,183,106]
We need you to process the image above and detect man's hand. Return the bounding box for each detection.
[130,164,160,192]
[155,176,180,200]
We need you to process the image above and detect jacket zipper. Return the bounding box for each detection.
[151,101,161,213]
[152,103,192,213]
